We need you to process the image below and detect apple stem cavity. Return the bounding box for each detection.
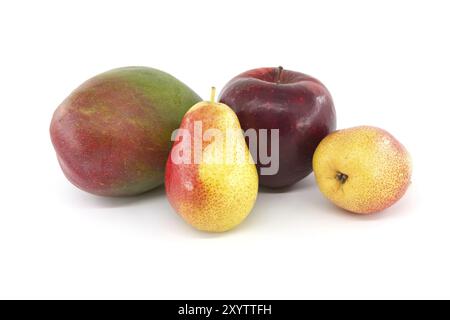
[210,86,216,104]
[336,171,349,184]
[276,66,284,84]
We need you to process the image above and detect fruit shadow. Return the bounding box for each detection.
[70,185,166,209]
[258,174,316,194]
[185,202,272,239]
[188,179,320,237]
[309,187,415,221]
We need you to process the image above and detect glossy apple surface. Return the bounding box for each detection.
[219,67,336,188]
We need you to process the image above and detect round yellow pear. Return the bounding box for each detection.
[312,126,412,214]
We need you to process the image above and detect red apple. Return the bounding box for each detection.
[219,67,336,188]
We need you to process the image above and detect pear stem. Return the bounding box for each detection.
[210,86,216,103]
[276,66,283,84]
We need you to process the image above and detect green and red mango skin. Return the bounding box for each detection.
[50,67,201,196]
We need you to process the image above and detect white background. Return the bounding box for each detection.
[0,0,449,299]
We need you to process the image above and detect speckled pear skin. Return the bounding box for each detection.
[50,67,201,196]
[165,100,258,232]
[312,126,412,214]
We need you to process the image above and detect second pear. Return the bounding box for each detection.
[165,88,258,232]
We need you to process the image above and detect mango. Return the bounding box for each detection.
[50,67,201,196]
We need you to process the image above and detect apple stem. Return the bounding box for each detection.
[336,172,349,184]
[276,66,283,84]
[210,86,216,103]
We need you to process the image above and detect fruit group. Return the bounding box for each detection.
[219,66,336,188]
[313,126,412,214]
[50,67,201,196]
[165,88,258,232]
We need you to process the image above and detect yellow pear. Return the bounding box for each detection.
[165,88,258,232]
[313,126,412,214]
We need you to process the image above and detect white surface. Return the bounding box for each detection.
[0,0,449,299]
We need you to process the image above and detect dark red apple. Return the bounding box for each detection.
[219,67,336,188]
